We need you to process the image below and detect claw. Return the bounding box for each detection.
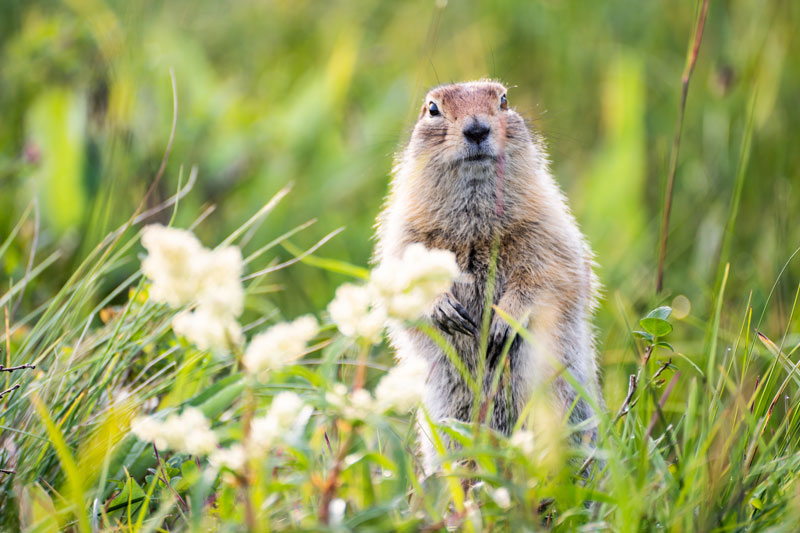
[432,294,479,337]
[487,318,520,369]
[449,300,479,336]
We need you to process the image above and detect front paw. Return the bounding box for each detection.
[431,293,479,337]
[487,316,520,368]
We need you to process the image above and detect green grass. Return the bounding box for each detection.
[1,0,800,530]
[1,186,800,531]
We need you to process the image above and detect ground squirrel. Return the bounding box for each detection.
[375,80,602,471]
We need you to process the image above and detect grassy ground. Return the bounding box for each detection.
[1,0,800,531]
[2,178,800,531]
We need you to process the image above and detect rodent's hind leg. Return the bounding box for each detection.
[431,292,479,337]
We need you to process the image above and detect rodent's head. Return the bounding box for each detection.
[406,80,533,172]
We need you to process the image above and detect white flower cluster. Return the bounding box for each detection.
[327,284,386,344]
[141,225,323,378]
[322,244,453,421]
[209,444,246,473]
[141,224,244,352]
[490,487,512,509]
[370,243,459,320]
[325,358,429,419]
[250,391,306,452]
[326,384,377,420]
[327,244,460,343]
[131,407,218,455]
[172,308,243,353]
[510,429,536,457]
[374,358,429,413]
[243,316,318,379]
[208,392,307,473]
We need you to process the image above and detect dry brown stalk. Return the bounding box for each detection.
[656,0,710,293]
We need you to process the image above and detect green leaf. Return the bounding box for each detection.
[633,330,654,342]
[640,307,673,337]
[181,460,201,484]
[171,476,188,492]
[105,476,146,515]
[282,240,369,279]
[195,378,245,419]
[342,452,398,474]
[26,87,88,231]
[654,341,675,351]
[645,306,673,320]
[640,318,673,337]
[20,483,59,533]
[187,373,243,408]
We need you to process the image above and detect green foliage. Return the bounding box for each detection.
[0,185,797,530]
[1,0,799,531]
[639,306,673,338]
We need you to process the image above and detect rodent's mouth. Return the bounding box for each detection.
[461,153,496,163]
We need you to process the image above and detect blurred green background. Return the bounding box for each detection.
[1,0,798,408]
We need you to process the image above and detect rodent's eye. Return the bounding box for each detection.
[500,94,508,110]
[428,102,440,117]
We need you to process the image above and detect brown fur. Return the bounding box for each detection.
[374,80,602,472]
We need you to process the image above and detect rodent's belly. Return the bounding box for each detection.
[451,280,488,325]
[448,276,500,369]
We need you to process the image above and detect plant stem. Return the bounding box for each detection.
[153,443,188,513]
[319,423,354,525]
[0,363,36,372]
[656,0,710,293]
[241,380,258,532]
[0,384,19,400]
[352,340,369,391]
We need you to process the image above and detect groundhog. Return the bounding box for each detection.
[374,80,602,472]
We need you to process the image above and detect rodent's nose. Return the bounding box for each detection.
[462,120,491,145]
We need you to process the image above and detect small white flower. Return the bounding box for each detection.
[369,260,407,296]
[197,246,244,317]
[325,383,350,411]
[326,384,378,420]
[490,487,512,509]
[250,415,281,450]
[348,389,376,419]
[141,225,246,353]
[510,429,535,457]
[142,225,207,307]
[371,243,459,320]
[209,444,246,473]
[242,316,318,377]
[267,392,305,428]
[172,307,244,352]
[375,358,429,413]
[131,416,169,450]
[464,499,482,530]
[131,407,218,455]
[329,498,346,526]
[178,408,219,455]
[403,243,460,291]
[249,392,306,453]
[328,283,387,343]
